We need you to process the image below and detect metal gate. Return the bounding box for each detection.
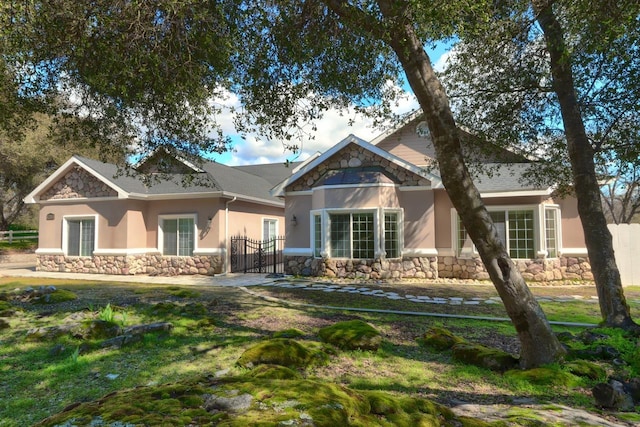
[230,235,285,274]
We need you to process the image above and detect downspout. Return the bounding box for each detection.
[224,196,237,274]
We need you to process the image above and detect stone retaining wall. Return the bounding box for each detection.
[36,254,223,276]
[285,255,592,282]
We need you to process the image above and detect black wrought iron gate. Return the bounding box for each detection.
[230,236,285,274]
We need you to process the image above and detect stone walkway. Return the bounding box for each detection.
[263,280,602,305]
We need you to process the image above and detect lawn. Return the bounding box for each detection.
[1,277,639,426]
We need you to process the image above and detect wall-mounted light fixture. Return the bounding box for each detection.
[206,216,213,228]
[291,215,298,226]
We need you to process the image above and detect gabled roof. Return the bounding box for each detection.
[25,154,291,206]
[270,134,443,197]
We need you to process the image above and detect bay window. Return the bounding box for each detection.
[313,209,402,259]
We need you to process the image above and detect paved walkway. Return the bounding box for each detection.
[0,264,279,287]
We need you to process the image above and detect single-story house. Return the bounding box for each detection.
[274,115,591,282]
[24,149,292,275]
[26,115,591,281]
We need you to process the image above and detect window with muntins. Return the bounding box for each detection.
[457,209,535,259]
[313,214,322,257]
[328,212,375,259]
[384,212,400,258]
[545,208,559,258]
[67,218,95,256]
[162,218,194,256]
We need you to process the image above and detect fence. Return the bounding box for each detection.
[0,230,38,244]
[608,223,640,286]
[230,235,285,274]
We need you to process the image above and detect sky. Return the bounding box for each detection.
[206,44,453,166]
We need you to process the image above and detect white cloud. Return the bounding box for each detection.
[211,84,419,166]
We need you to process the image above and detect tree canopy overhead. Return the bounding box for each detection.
[2,0,585,365]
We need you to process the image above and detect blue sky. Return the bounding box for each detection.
[206,43,452,166]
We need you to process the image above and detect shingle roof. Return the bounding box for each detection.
[467,163,552,194]
[72,155,291,203]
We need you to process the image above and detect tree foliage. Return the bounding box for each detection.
[1,0,567,365]
[441,0,640,198]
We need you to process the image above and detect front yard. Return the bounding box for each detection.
[1,276,639,426]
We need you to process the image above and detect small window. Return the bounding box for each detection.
[67,218,95,256]
[545,208,559,258]
[313,214,322,257]
[263,218,278,241]
[384,212,400,258]
[162,217,194,256]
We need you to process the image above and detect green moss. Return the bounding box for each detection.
[272,328,305,339]
[167,287,201,298]
[419,327,466,350]
[564,360,606,380]
[318,320,382,351]
[452,342,519,372]
[237,338,328,369]
[32,289,77,304]
[32,375,484,427]
[247,364,303,380]
[504,367,581,388]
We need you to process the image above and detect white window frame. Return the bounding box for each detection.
[158,213,198,257]
[542,204,562,259]
[453,205,544,260]
[262,218,279,242]
[310,208,403,260]
[63,214,98,257]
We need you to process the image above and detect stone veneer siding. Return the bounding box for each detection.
[41,166,118,200]
[285,256,438,280]
[37,254,223,276]
[285,255,592,282]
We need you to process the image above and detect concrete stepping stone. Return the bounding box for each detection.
[463,301,481,305]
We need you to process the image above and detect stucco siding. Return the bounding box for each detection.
[434,190,454,251]
[285,195,312,249]
[554,196,586,250]
[399,190,435,250]
[375,125,436,165]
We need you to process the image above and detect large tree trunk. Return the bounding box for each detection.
[371,0,566,368]
[533,0,639,331]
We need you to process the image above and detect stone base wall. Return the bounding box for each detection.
[286,255,592,282]
[437,256,592,282]
[36,254,223,276]
[285,256,438,280]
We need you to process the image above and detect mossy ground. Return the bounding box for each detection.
[34,374,462,427]
[1,278,638,426]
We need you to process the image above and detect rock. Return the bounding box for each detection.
[123,322,173,335]
[452,342,519,372]
[82,320,122,339]
[318,320,382,351]
[420,327,466,350]
[237,338,326,369]
[203,393,253,413]
[49,344,66,357]
[592,380,635,411]
[625,378,640,403]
